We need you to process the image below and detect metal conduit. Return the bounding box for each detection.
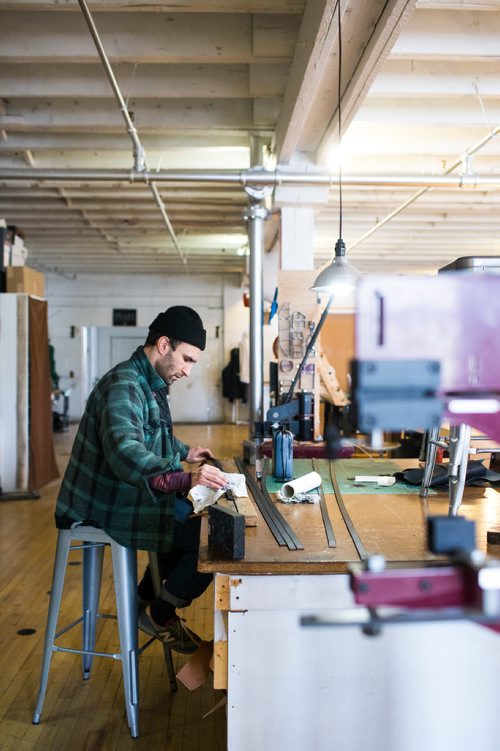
[77,0,187,269]
[77,0,144,172]
[3,168,500,188]
[4,167,500,189]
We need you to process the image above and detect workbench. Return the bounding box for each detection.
[199,458,500,751]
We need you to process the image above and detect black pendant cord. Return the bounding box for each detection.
[235,457,304,551]
[260,458,304,551]
[328,460,367,561]
[312,459,337,548]
[337,0,343,241]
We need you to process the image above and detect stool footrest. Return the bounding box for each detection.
[53,645,122,660]
[138,636,157,655]
[55,612,118,640]
[69,542,107,551]
[54,615,83,640]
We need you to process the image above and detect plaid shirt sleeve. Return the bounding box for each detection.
[97,373,186,489]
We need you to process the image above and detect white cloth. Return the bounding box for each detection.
[189,472,248,514]
[277,491,320,504]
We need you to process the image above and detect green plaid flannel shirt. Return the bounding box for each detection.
[55,346,190,551]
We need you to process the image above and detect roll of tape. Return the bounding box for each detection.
[281,471,322,499]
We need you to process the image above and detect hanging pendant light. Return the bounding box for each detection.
[311,2,359,294]
[311,238,360,293]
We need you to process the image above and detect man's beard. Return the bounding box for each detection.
[155,350,176,385]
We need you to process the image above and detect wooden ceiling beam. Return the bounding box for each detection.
[0,11,298,64]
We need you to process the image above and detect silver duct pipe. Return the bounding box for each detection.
[245,201,268,469]
[4,168,500,188]
[77,0,187,268]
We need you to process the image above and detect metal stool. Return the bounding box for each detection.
[32,523,176,738]
[420,423,473,514]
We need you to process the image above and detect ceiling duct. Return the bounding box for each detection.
[4,168,500,188]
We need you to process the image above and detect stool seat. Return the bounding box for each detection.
[33,523,176,738]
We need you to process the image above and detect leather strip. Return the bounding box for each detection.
[260,458,304,551]
[312,459,336,548]
[328,460,367,560]
[235,457,304,550]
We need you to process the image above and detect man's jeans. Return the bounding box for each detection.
[138,496,212,608]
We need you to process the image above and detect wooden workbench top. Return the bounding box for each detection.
[198,458,500,574]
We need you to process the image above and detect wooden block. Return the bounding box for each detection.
[213,640,228,690]
[217,495,258,526]
[215,458,258,525]
[234,496,258,526]
[318,348,348,407]
[214,574,230,611]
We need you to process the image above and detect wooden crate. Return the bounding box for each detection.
[5,266,45,297]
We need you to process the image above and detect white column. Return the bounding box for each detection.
[280,205,315,270]
[274,164,329,271]
[245,201,268,433]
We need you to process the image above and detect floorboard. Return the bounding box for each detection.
[0,422,247,750]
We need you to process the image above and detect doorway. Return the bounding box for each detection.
[84,310,223,423]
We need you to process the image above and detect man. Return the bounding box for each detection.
[56,305,227,654]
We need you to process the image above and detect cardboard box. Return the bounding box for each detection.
[5,266,45,297]
[1,225,27,268]
[10,243,28,266]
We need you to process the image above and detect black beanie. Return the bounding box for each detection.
[148,306,206,350]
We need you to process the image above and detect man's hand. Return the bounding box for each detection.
[190,463,227,490]
[185,446,215,464]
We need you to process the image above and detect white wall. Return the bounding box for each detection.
[46,271,249,422]
[0,295,19,492]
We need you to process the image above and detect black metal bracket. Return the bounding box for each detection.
[351,359,443,433]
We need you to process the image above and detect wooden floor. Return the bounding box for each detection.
[0,423,248,751]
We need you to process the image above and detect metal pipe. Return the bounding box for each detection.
[77,0,145,172]
[245,201,268,445]
[149,182,188,266]
[5,167,500,188]
[147,181,187,267]
[77,0,187,268]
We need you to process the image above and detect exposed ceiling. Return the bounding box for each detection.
[1,0,500,278]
